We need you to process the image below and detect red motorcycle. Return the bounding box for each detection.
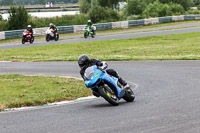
[22,30,34,44]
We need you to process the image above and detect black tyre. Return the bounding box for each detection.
[123,88,135,102]
[55,34,59,41]
[46,35,50,42]
[22,37,26,44]
[84,32,88,39]
[30,36,34,44]
[98,86,119,106]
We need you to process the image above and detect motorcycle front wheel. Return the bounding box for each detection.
[123,88,135,102]
[98,86,119,106]
[22,37,26,44]
[84,32,88,39]
[46,35,50,42]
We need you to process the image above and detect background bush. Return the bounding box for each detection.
[8,6,30,30]
[79,0,91,13]
[186,9,200,14]
[0,14,2,20]
[159,0,194,10]
[0,20,8,31]
[125,0,147,16]
[89,5,120,23]
[30,14,89,28]
[142,0,185,18]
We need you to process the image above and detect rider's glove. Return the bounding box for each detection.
[98,62,108,70]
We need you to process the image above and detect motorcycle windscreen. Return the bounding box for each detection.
[84,66,94,80]
[84,66,101,87]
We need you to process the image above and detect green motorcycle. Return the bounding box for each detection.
[83,25,96,39]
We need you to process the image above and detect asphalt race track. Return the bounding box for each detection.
[1,25,200,133]
[1,26,200,50]
[0,61,200,133]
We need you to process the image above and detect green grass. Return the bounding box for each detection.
[0,74,91,111]
[1,31,200,61]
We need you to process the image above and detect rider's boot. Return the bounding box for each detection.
[31,35,33,41]
[118,77,130,91]
[92,29,95,35]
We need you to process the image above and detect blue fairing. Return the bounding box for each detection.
[84,65,125,99]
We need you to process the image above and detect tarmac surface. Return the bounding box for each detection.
[1,23,200,50]
[0,61,200,133]
[1,23,200,133]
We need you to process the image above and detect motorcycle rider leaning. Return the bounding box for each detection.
[78,55,130,97]
[27,25,33,40]
[49,23,58,37]
[87,20,95,35]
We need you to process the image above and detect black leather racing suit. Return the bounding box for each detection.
[27,28,33,39]
[80,59,127,86]
[50,25,58,37]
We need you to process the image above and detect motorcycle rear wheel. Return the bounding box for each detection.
[55,34,59,41]
[30,36,34,44]
[92,31,95,38]
[98,86,119,106]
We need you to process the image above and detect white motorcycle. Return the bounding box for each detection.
[45,28,59,42]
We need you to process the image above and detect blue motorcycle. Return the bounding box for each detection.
[84,64,135,106]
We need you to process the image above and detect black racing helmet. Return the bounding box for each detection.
[78,55,90,69]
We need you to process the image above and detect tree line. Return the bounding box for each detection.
[79,0,198,23]
[0,5,88,31]
[1,0,200,31]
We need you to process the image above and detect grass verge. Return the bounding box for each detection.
[0,31,200,61]
[0,74,91,111]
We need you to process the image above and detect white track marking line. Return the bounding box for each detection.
[1,97,98,114]
[127,81,139,90]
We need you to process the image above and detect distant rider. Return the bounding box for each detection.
[78,55,130,97]
[27,25,33,40]
[87,20,95,35]
[49,23,58,37]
